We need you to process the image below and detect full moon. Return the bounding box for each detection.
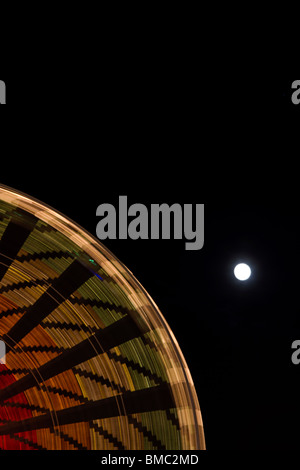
[234,263,251,281]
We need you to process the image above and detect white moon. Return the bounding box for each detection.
[234,263,251,281]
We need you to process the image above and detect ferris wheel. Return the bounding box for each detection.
[0,184,205,450]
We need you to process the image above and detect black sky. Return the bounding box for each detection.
[0,71,299,450]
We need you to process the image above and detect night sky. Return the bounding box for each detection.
[0,74,299,450]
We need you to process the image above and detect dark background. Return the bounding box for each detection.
[0,70,299,450]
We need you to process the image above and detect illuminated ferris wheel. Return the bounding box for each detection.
[0,184,205,450]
